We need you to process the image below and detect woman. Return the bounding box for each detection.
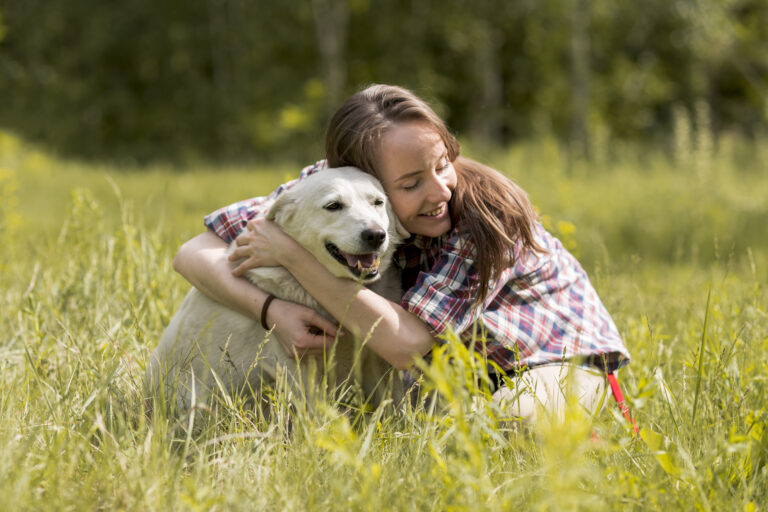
[174,84,630,427]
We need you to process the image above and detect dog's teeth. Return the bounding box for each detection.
[356,260,363,270]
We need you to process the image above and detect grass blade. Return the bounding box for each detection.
[691,283,712,425]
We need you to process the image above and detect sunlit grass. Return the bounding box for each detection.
[1,130,767,510]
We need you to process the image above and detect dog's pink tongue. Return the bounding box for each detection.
[343,253,376,268]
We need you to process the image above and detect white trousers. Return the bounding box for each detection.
[491,364,608,428]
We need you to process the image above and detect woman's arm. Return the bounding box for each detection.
[285,260,435,369]
[231,219,436,369]
[173,231,342,356]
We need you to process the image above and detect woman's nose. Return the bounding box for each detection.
[426,174,452,202]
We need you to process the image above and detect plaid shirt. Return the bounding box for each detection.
[204,161,630,373]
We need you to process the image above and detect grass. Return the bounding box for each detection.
[1,129,767,510]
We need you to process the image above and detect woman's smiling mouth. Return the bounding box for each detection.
[420,204,446,217]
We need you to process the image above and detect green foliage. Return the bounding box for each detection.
[1,139,768,509]
[0,0,767,162]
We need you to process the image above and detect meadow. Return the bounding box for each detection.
[1,129,767,510]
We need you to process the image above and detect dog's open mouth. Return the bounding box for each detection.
[325,242,381,279]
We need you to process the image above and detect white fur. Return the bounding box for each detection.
[146,167,408,413]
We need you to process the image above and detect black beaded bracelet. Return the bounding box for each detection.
[260,294,277,330]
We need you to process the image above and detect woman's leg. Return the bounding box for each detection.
[492,364,607,430]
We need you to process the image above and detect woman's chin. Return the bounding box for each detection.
[409,217,452,238]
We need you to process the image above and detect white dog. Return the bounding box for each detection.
[146,167,408,414]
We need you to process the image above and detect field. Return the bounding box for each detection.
[1,130,767,510]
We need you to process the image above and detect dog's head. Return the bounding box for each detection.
[266,167,409,284]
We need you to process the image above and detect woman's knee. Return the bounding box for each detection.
[492,364,607,430]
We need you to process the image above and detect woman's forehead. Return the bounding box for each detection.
[378,122,446,173]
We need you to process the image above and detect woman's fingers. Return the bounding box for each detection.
[269,300,344,357]
[231,256,280,275]
[231,259,255,277]
[228,219,285,270]
[229,231,256,265]
[295,333,334,357]
[276,332,332,358]
[307,311,343,339]
[228,244,252,261]
[234,227,255,245]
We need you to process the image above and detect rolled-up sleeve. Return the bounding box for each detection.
[204,198,268,243]
[203,160,327,243]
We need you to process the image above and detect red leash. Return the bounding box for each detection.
[607,372,638,434]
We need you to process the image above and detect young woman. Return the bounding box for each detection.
[174,84,630,427]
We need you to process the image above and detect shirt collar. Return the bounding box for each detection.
[403,233,445,251]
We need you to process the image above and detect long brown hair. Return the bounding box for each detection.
[325,84,545,304]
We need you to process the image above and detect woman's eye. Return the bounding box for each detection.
[324,201,343,211]
[403,180,420,190]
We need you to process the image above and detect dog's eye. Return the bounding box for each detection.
[373,198,384,207]
[323,201,343,211]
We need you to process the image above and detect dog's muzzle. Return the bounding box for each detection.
[325,241,383,280]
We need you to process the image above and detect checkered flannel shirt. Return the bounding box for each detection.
[204,161,630,374]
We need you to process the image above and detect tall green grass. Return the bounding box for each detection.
[1,131,767,510]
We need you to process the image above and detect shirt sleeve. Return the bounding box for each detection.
[203,160,326,243]
[399,232,486,339]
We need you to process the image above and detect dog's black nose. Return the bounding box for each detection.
[361,228,386,249]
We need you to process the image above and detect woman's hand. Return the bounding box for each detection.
[229,218,297,276]
[266,298,342,357]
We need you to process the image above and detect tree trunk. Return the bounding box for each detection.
[570,0,590,161]
[311,0,348,116]
[469,26,504,144]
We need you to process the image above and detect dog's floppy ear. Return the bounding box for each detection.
[266,190,297,226]
[396,218,410,240]
[386,201,410,241]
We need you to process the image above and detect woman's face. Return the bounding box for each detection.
[376,121,457,238]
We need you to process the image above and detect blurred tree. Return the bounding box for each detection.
[311,0,348,116]
[570,0,590,159]
[0,0,765,163]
